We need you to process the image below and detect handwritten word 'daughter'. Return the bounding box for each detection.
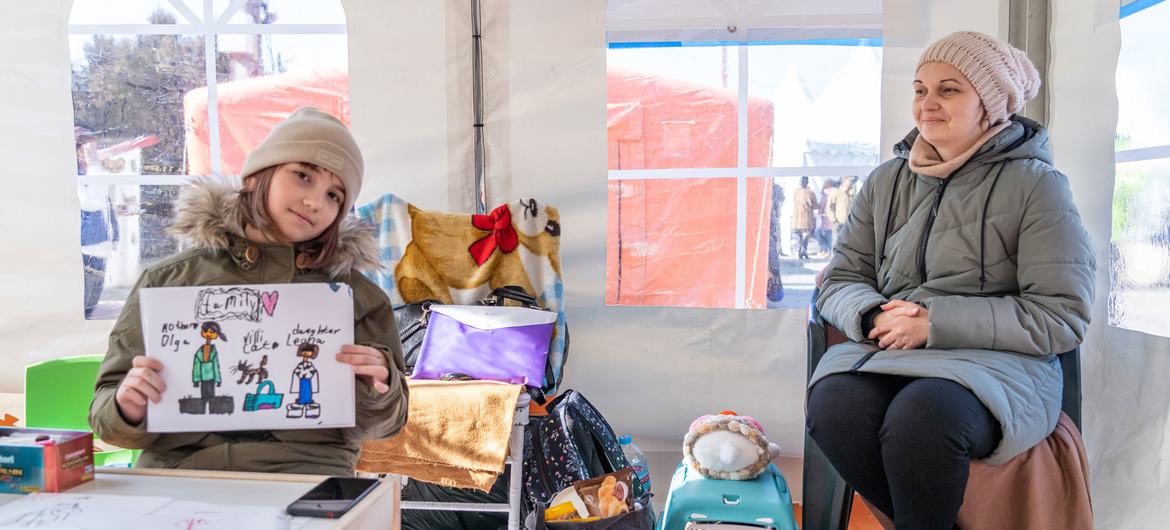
[285,323,341,347]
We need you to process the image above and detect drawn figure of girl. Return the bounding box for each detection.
[287,342,321,419]
[192,321,226,401]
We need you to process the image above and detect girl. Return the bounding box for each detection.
[806,32,1093,529]
[89,107,408,475]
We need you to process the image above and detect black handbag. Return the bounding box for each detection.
[393,298,440,372]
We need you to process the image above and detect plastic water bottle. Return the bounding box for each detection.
[619,434,651,495]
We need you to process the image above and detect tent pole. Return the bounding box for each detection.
[1009,0,1049,124]
[471,0,487,214]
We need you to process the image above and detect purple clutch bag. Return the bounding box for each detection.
[412,304,557,387]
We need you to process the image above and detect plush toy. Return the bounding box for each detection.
[683,411,781,480]
[395,198,561,304]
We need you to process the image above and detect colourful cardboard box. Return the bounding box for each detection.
[0,428,94,494]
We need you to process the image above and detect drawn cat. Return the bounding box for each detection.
[230,354,269,384]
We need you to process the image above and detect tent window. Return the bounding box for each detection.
[605,1,882,309]
[1110,0,1170,336]
[69,0,349,320]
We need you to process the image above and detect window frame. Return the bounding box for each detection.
[69,0,347,186]
[605,36,882,309]
[1110,0,1170,334]
[69,0,348,319]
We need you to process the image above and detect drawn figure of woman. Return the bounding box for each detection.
[287,343,320,418]
[192,322,226,401]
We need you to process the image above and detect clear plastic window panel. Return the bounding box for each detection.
[195,34,350,177]
[607,46,740,170]
[747,44,882,168]
[80,184,182,320]
[1109,158,1170,336]
[747,176,866,309]
[68,0,199,25]
[70,33,208,176]
[214,0,346,24]
[607,178,738,308]
[1117,0,1170,152]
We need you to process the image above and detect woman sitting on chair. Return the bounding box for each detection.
[805,31,1094,529]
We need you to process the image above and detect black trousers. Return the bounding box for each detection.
[82,254,106,318]
[806,373,1001,530]
[794,229,813,259]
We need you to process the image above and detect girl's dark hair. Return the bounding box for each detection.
[238,164,346,270]
[297,343,320,359]
[200,321,226,341]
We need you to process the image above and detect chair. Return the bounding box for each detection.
[24,355,139,467]
[802,284,1088,530]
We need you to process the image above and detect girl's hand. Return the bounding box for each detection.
[868,300,930,350]
[336,344,391,393]
[115,355,166,425]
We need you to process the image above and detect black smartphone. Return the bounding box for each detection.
[287,477,381,518]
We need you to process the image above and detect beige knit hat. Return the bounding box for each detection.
[917,31,1041,126]
[240,107,363,212]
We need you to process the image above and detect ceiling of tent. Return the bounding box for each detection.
[606,0,883,31]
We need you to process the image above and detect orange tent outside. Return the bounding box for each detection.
[606,66,775,309]
[185,66,775,309]
[184,66,350,177]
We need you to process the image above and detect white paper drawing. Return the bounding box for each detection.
[143,500,290,530]
[139,282,356,432]
[0,494,170,529]
[0,495,292,530]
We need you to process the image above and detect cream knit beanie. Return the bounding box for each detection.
[917,31,1041,126]
[240,107,364,212]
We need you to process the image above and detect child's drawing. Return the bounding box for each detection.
[178,322,233,415]
[231,354,269,384]
[243,380,284,412]
[0,502,80,527]
[287,343,321,419]
[0,494,171,530]
[140,283,355,433]
[146,501,290,530]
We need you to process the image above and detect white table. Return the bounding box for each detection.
[0,467,400,530]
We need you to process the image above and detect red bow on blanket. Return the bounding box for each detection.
[468,204,519,266]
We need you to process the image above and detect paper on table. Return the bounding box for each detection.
[143,499,290,530]
[0,493,171,529]
[0,494,291,530]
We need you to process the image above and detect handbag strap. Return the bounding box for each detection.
[399,300,437,342]
[483,285,539,308]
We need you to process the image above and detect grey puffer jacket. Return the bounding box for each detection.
[810,117,1094,464]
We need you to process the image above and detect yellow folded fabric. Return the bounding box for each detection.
[357,379,523,492]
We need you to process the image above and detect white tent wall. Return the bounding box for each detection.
[1,0,1165,526]
[349,0,463,211]
[0,1,107,386]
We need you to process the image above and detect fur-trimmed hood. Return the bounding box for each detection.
[168,179,381,278]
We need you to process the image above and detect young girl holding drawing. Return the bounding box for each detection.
[89,108,408,475]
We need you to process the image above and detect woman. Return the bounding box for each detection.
[805,31,1094,529]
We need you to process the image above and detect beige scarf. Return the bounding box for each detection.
[909,122,1009,177]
